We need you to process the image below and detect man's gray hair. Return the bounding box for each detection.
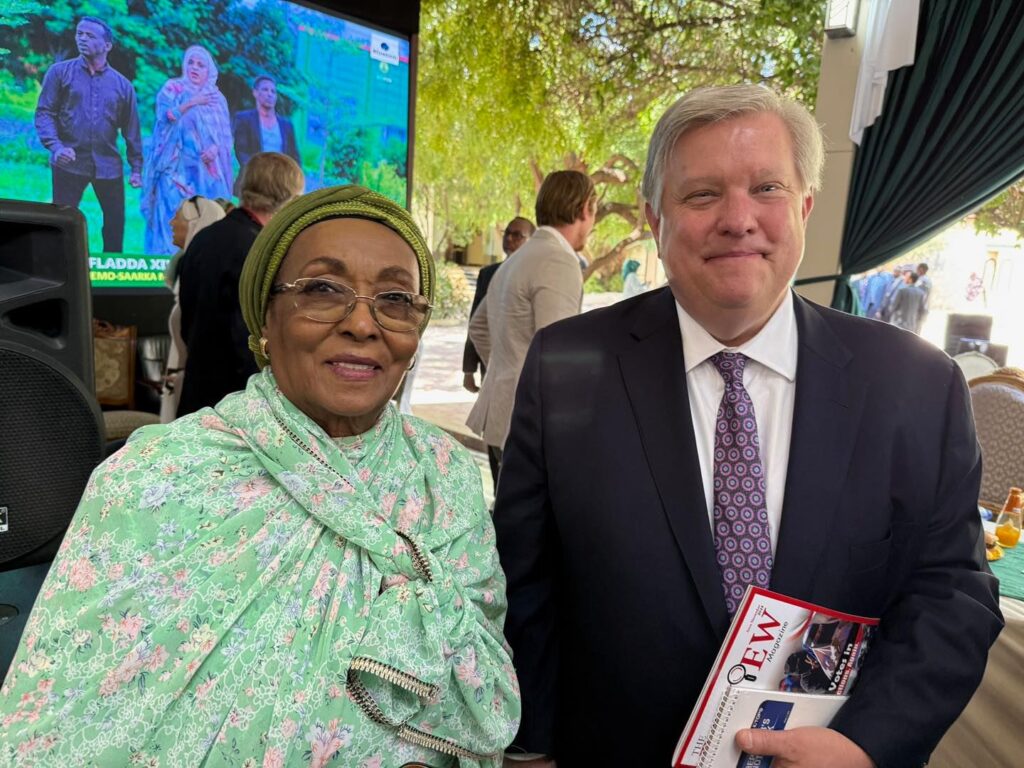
[239,152,305,214]
[641,84,825,215]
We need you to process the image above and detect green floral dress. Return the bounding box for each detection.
[0,371,520,767]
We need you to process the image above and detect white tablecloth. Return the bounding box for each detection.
[929,597,1024,767]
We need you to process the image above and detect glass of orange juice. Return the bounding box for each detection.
[996,518,1021,547]
[995,487,1023,547]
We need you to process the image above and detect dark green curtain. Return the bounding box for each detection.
[820,0,1024,311]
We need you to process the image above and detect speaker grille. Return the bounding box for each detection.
[0,346,103,567]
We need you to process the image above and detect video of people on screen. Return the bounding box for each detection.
[0,1,410,257]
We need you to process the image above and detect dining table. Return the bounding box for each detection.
[929,527,1024,767]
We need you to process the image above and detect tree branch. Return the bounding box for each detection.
[583,229,653,280]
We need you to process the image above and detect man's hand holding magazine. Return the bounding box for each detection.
[736,726,874,768]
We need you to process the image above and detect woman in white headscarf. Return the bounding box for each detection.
[159,195,226,422]
[142,45,234,254]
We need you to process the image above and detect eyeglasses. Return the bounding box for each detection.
[270,277,432,333]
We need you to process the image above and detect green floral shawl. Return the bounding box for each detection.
[0,371,520,767]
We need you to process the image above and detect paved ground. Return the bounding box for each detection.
[408,292,623,504]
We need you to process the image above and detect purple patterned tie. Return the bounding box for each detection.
[710,351,773,615]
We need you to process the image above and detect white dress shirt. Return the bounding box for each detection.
[675,291,798,554]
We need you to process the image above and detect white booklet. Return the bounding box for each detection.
[672,586,878,768]
[698,685,847,768]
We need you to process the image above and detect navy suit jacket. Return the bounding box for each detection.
[463,261,503,375]
[232,109,300,171]
[494,287,1002,767]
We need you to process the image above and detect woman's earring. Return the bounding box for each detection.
[407,355,417,372]
[259,337,270,359]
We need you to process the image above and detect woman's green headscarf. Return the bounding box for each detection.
[621,258,641,279]
[239,185,435,369]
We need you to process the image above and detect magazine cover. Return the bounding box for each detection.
[673,586,879,768]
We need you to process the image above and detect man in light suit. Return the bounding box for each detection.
[496,85,1001,768]
[467,171,596,476]
[463,216,536,487]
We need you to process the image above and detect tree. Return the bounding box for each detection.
[415,0,824,275]
[973,180,1024,240]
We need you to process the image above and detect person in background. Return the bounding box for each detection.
[176,152,304,416]
[214,196,235,214]
[142,44,233,254]
[466,171,596,483]
[620,258,649,299]
[495,84,1000,767]
[34,16,142,253]
[861,267,895,319]
[877,265,909,321]
[888,270,928,334]
[463,216,536,487]
[916,262,933,327]
[852,271,870,310]
[233,75,302,178]
[0,185,520,766]
[159,195,227,422]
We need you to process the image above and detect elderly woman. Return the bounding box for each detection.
[142,45,234,254]
[160,195,227,422]
[0,186,520,766]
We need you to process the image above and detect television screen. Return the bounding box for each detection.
[0,1,411,289]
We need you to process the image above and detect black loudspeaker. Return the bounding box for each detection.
[0,342,104,568]
[944,313,993,358]
[0,199,104,564]
[0,199,95,391]
[0,201,106,675]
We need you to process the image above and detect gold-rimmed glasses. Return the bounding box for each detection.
[270,277,432,333]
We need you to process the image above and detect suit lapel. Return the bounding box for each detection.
[618,290,730,636]
[771,295,863,598]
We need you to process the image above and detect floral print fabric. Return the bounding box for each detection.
[0,370,519,767]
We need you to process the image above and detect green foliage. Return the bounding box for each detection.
[0,0,45,56]
[583,270,623,294]
[974,180,1024,240]
[415,0,824,264]
[0,1,301,122]
[431,261,472,321]
[358,160,405,205]
[325,125,371,183]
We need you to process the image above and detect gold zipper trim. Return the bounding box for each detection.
[350,656,438,700]
[273,412,342,480]
[347,667,492,760]
[396,530,433,583]
[397,723,493,760]
[347,670,403,728]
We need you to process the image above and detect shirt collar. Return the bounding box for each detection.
[537,225,578,257]
[77,55,109,74]
[676,290,798,381]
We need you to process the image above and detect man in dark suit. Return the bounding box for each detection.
[177,152,304,416]
[463,216,535,485]
[232,76,301,177]
[496,85,1002,768]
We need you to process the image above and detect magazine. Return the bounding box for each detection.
[672,586,878,768]
[698,686,847,768]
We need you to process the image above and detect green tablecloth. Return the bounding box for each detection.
[990,538,1024,601]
